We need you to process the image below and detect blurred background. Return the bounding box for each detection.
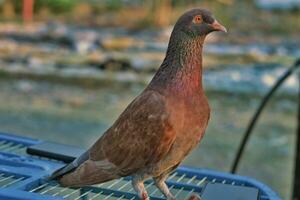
[0,0,299,199]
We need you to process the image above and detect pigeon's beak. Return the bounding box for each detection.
[211,20,227,33]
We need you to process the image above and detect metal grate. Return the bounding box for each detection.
[27,170,272,200]
[28,172,209,200]
[0,132,281,200]
[0,173,26,188]
[0,140,27,155]
[0,138,64,163]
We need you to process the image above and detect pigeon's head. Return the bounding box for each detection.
[173,8,227,38]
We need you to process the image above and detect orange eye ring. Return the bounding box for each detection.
[193,15,203,24]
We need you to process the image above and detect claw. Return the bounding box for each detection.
[187,193,201,200]
[142,192,149,200]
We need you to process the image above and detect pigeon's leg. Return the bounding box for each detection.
[132,175,150,200]
[154,174,176,200]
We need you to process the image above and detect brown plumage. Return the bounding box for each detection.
[50,8,227,200]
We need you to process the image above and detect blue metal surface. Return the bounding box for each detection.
[0,132,281,200]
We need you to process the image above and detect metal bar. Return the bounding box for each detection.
[196,177,207,186]
[0,142,13,151]
[52,187,68,196]
[73,189,93,200]
[171,173,187,197]
[62,188,81,198]
[95,183,105,187]
[116,194,126,200]
[168,172,178,181]
[39,184,59,194]
[118,180,131,191]
[2,177,24,187]
[114,180,133,199]
[174,187,184,197]
[103,192,114,200]
[186,175,197,184]
[89,191,104,200]
[29,183,48,192]
[12,146,27,154]
[0,175,14,183]
[149,188,159,196]
[293,62,300,200]
[231,59,300,173]
[0,132,40,146]
[5,144,24,152]
[167,180,201,193]
[145,180,155,191]
[184,176,204,200]
[107,179,122,189]
[176,174,186,183]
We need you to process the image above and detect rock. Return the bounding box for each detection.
[100,37,136,50]
[131,58,155,72]
[28,57,43,69]
[72,31,98,54]
[99,57,131,71]
[15,80,34,93]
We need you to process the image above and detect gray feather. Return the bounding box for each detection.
[49,150,89,180]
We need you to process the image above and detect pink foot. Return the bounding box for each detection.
[142,192,149,200]
[187,193,201,200]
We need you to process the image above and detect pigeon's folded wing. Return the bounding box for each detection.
[90,89,176,174]
[58,90,176,186]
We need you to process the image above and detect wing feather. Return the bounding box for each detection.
[59,90,176,186]
[90,90,175,174]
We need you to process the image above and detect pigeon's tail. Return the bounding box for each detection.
[58,162,120,187]
[57,159,121,187]
[50,150,121,187]
[49,151,90,180]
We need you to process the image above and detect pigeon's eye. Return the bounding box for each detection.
[193,15,203,24]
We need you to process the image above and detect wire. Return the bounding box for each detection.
[230,58,300,174]
[293,64,300,200]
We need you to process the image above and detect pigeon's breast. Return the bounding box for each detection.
[167,93,210,140]
[149,93,210,176]
[176,95,209,147]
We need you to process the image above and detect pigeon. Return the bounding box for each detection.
[50,8,227,200]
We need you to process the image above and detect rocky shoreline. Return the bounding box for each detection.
[0,23,299,95]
